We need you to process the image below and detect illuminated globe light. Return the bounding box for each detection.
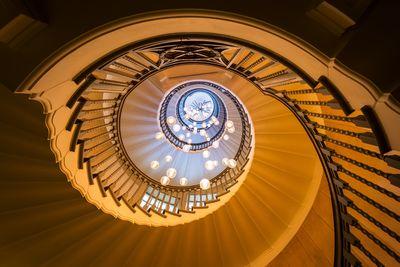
[215,121,220,126]
[179,177,188,186]
[167,116,176,125]
[223,134,230,141]
[212,140,220,148]
[193,122,197,127]
[228,126,235,133]
[200,178,211,190]
[193,127,198,134]
[226,120,234,128]
[228,159,237,168]
[150,160,160,169]
[206,137,211,141]
[184,113,190,119]
[166,168,177,178]
[165,155,172,162]
[222,158,229,166]
[202,122,207,128]
[155,132,164,140]
[187,138,192,144]
[204,160,215,171]
[160,175,171,186]
[199,129,206,136]
[182,144,191,152]
[178,134,185,140]
[202,150,210,158]
[172,124,181,132]
[211,116,217,122]
[186,132,191,138]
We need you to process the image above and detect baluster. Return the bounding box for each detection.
[290,99,341,109]
[333,177,399,221]
[308,122,378,146]
[136,51,160,69]
[316,134,382,159]
[234,51,254,69]
[123,54,148,69]
[243,56,265,73]
[110,61,141,73]
[257,69,300,87]
[282,87,330,95]
[352,220,400,262]
[85,99,119,105]
[328,162,400,201]
[302,111,369,128]
[248,60,278,78]
[330,150,400,186]
[226,48,241,68]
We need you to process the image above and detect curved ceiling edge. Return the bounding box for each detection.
[20,11,399,153]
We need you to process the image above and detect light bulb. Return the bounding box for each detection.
[160,175,170,185]
[173,124,181,132]
[167,116,176,125]
[212,140,219,148]
[200,129,206,136]
[186,132,191,138]
[200,178,210,190]
[215,121,220,126]
[205,160,215,171]
[202,122,207,128]
[222,158,229,166]
[178,134,185,140]
[166,168,177,178]
[202,150,210,158]
[228,127,235,133]
[228,159,237,168]
[155,132,164,140]
[187,138,192,144]
[150,160,159,169]
[206,137,211,141]
[223,134,229,141]
[226,120,234,128]
[165,155,172,162]
[180,177,188,186]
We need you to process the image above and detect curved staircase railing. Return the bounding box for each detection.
[45,35,399,265]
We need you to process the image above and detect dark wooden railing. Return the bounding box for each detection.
[64,36,399,265]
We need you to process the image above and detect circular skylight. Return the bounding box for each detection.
[183,90,215,121]
[120,79,252,187]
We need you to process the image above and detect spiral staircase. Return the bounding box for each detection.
[1,4,400,267]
